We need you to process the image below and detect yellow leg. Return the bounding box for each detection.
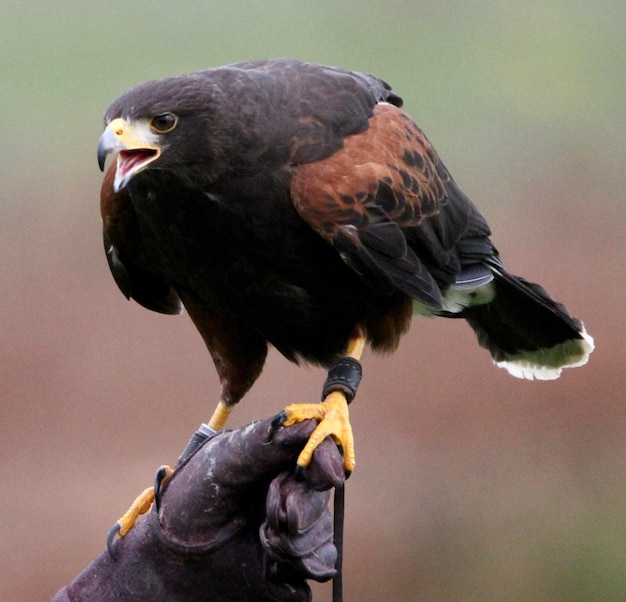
[346,335,365,360]
[109,402,233,554]
[283,334,365,473]
[113,401,230,544]
[207,400,233,431]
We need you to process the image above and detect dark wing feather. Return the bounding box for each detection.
[291,102,494,308]
[100,163,182,315]
[224,59,403,167]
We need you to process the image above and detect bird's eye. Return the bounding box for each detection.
[150,113,177,133]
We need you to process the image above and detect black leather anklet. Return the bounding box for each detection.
[321,357,362,403]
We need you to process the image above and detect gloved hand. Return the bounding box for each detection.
[51,417,345,602]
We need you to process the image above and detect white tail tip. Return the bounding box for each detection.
[495,324,595,381]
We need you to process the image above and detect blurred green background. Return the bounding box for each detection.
[1,1,624,600]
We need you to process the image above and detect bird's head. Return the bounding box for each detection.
[97,113,176,192]
[97,74,229,192]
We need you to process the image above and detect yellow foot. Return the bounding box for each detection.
[283,390,355,473]
[117,485,156,536]
[107,465,173,558]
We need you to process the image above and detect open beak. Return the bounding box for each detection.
[97,118,161,192]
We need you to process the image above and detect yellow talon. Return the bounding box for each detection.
[114,465,174,537]
[284,390,355,472]
[116,486,156,537]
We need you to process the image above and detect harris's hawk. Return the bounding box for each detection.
[97,58,594,537]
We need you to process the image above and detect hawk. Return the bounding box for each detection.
[98,58,593,537]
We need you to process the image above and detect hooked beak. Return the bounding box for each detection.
[97,117,161,192]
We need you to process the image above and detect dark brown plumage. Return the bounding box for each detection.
[98,58,593,458]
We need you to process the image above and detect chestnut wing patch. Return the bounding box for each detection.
[291,103,470,309]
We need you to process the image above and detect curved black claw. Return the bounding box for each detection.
[335,444,352,480]
[294,464,306,482]
[153,466,171,512]
[107,523,121,561]
[269,410,288,440]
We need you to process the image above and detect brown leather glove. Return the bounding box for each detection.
[51,417,345,602]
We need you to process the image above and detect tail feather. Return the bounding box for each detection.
[461,266,594,380]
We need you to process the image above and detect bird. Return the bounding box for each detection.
[97,58,594,538]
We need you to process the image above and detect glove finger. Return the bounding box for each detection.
[262,471,337,582]
[302,436,346,491]
[261,518,337,582]
[265,473,331,534]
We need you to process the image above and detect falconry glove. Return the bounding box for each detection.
[51,417,344,602]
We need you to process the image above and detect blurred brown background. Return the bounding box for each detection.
[1,2,624,600]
